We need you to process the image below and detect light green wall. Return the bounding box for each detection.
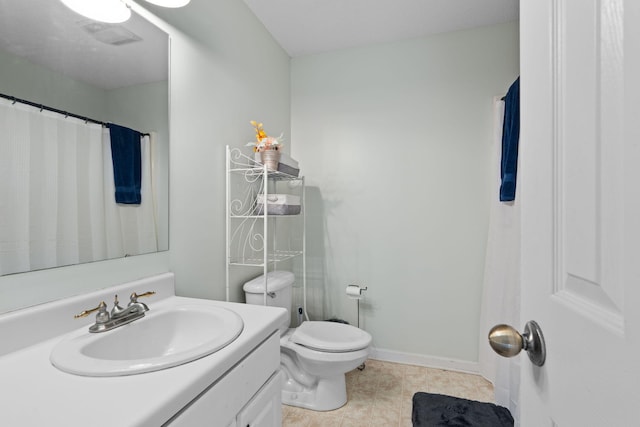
[291,21,519,363]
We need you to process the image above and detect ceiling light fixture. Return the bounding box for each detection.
[60,0,191,24]
[60,0,132,24]
[144,0,191,7]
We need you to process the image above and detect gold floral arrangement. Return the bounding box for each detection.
[246,120,283,152]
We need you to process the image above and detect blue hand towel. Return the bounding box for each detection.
[109,123,142,205]
[500,77,520,202]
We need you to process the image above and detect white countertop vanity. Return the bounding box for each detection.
[0,273,287,427]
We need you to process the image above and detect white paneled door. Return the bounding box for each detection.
[519,0,640,425]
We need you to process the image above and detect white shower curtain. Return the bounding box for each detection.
[478,97,521,418]
[0,98,157,275]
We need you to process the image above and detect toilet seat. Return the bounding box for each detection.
[290,321,371,353]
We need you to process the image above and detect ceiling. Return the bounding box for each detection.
[0,0,168,90]
[242,0,520,57]
[0,0,518,89]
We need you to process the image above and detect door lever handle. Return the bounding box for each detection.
[488,320,546,367]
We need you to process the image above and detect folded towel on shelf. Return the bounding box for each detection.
[277,152,300,176]
[256,194,301,215]
[109,123,142,204]
[277,163,300,177]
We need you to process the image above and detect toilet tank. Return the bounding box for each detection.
[243,271,294,328]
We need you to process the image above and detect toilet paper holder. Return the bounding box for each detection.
[345,284,367,328]
[346,284,368,372]
[346,284,367,299]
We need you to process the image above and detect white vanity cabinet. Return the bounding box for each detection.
[166,332,282,427]
[0,273,289,427]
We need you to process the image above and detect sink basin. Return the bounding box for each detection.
[50,304,244,376]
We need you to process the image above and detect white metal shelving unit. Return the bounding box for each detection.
[225,146,306,311]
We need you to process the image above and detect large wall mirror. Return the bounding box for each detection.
[0,0,169,276]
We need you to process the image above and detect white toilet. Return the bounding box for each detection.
[243,271,372,411]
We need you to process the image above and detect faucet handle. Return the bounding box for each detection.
[74,301,110,324]
[74,301,106,318]
[128,291,155,311]
[129,291,156,303]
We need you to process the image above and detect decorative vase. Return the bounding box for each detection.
[260,149,281,171]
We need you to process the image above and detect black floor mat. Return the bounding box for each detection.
[412,392,514,427]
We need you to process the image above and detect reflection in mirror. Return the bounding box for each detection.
[0,0,169,276]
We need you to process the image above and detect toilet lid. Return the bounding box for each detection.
[290,321,372,352]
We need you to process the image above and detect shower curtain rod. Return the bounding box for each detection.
[0,92,150,136]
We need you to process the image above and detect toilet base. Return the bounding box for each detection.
[281,374,347,411]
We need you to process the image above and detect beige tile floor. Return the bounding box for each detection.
[281,359,494,427]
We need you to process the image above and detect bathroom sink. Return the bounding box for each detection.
[50,304,244,376]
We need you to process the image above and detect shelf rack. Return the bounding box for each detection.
[225,146,306,310]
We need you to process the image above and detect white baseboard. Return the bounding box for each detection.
[369,347,479,374]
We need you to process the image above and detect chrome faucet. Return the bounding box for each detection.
[75,291,156,333]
